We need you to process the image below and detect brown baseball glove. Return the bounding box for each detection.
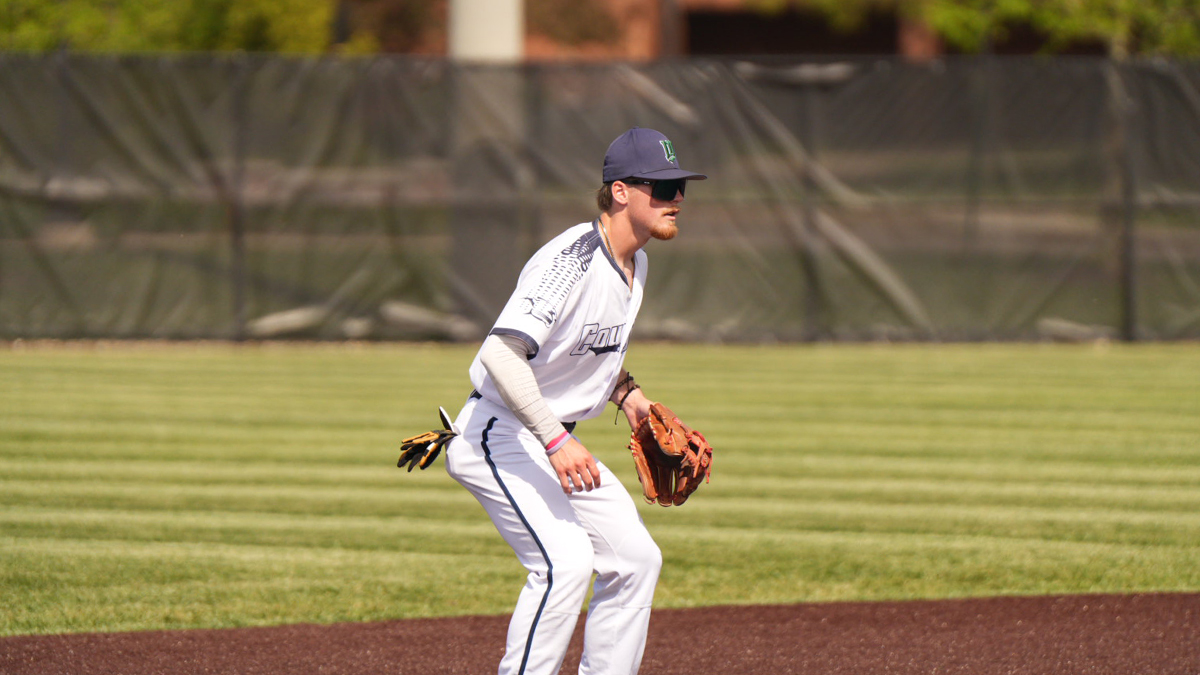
[628,402,713,506]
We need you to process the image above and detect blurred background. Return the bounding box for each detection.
[2,0,1199,343]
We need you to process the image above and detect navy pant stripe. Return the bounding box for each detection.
[481,416,554,675]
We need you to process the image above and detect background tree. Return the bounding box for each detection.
[0,0,342,53]
[1026,0,1200,57]
[749,0,1200,56]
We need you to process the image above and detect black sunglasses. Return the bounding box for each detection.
[622,178,686,201]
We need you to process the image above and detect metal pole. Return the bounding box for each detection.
[1113,61,1138,342]
[798,83,824,342]
[230,57,248,341]
[964,49,995,248]
[449,0,523,62]
[446,0,527,329]
[734,62,857,343]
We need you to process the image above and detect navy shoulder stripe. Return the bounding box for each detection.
[489,328,541,359]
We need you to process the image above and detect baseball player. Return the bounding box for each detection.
[443,128,705,675]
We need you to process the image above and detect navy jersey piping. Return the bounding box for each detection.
[489,328,541,360]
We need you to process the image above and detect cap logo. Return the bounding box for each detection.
[659,139,676,163]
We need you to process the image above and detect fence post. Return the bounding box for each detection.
[229,56,248,341]
[737,61,858,342]
[446,64,529,329]
[797,82,824,341]
[1111,60,1139,342]
[964,52,996,248]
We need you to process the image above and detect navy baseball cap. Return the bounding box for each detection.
[602,127,707,183]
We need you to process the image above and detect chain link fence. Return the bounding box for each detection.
[2,54,1198,342]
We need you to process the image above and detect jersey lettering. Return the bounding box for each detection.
[571,322,626,356]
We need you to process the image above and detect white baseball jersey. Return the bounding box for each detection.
[449,218,660,675]
[468,219,647,423]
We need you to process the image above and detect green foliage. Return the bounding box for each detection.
[920,0,1034,52]
[2,342,1199,635]
[748,0,1200,56]
[1026,0,1200,57]
[0,0,337,53]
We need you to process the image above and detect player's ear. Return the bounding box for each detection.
[611,180,632,206]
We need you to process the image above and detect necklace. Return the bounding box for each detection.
[601,218,634,287]
[600,219,616,259]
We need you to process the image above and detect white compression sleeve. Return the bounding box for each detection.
[479,333,568,448]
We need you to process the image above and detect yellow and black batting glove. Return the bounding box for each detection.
[397,407,458,472]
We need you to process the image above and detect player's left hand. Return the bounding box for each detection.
[617,386,653,431]
[548,437,601,494]
[627,402,713,506]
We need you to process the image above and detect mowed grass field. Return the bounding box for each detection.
[2,341,1199,637]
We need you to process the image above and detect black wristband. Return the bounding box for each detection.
[613,373,639,424]
[616,383,640,410]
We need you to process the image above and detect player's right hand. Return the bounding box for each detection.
[548,437,601,494]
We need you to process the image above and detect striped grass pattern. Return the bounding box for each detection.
[2,341,1198,635]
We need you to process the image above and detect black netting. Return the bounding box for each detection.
[1,55,1197,341]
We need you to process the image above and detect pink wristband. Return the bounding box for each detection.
[545,430,571,455]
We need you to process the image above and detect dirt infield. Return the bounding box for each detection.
[2,593,1197,675]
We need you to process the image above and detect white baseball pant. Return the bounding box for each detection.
[446,395,662,675]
